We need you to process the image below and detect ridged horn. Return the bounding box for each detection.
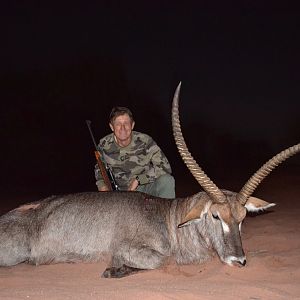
[172,82,226,203]
[238,143,300,205]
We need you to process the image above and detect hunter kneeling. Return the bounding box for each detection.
[94,106,175,198]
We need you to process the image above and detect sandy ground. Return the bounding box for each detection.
[0,171,300,300]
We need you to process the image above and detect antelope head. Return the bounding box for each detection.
[172,82,300,266]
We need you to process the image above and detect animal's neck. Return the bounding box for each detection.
[168,194,213,265]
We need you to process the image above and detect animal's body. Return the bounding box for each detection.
[0,189,272,277]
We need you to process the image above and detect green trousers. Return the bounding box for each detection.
[136,174,175,199]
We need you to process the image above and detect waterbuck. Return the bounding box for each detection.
[0,83,299,278]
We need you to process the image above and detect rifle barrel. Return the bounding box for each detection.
[86,120,99,150]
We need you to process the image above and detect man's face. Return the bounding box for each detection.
[109,114,134,144]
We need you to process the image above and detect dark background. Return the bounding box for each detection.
[1,2,299,205]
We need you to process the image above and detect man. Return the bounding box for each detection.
[95,106,175,198]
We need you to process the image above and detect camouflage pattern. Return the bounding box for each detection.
[95,131,172,190]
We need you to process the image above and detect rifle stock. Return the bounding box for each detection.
[94,150,113,191]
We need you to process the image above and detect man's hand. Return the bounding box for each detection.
[98,185,110,192]
[128,178,139,191]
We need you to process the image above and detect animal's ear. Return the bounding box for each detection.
[178,201,208,228]
[244,196,276,213]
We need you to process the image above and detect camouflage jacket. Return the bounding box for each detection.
[95,131,172,190]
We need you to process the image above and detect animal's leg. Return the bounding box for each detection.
[0,231,30,266]
[0,213,31,266]
[0,244,29,267]
[102,242,167,278]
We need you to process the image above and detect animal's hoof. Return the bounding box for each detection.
[101,268,114,278]
[101,265,143,278]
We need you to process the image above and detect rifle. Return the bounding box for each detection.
[86,120,120,191]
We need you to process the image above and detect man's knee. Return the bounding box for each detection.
[156,174,175,185]
[155,174,175,198]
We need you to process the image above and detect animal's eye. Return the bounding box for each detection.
[212,213,219,220]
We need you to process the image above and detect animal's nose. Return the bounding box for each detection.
[225,256,247,267]
[239,259,246,266]
[234,258,246,267]
[230,257,246,267]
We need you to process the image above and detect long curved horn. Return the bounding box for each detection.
[172,82,226,203]
[238,143,300,204]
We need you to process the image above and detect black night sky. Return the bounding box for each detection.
[1,2,300,207]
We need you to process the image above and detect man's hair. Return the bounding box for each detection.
[109,107,134,124]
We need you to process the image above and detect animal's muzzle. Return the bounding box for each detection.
[225,256,246,267]
[233,259,246,267]
[232,258,246,267]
